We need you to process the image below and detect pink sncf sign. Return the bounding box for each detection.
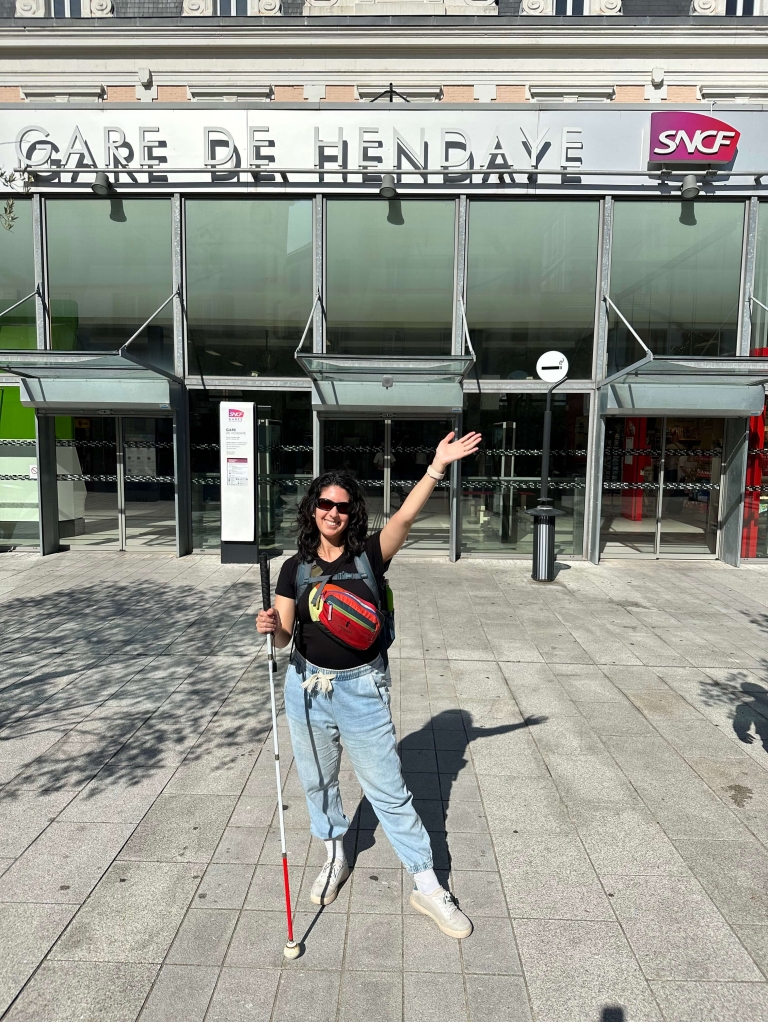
[649,111,740,164]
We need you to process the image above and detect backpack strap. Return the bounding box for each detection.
[295,553,381,609]
[295,559,314,603]
[354,552,382,610]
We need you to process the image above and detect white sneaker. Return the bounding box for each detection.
[410,887,473,939]
[310,858,350,906]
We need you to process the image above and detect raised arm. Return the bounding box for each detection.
[379,430,482,562]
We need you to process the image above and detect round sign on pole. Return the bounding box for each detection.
[536,351,569,384]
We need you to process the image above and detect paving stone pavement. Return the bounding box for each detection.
[1,549,768,1022]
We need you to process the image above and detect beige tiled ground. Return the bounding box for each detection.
[1,550,768,1021]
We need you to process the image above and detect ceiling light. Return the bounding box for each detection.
[680,174,700,200]
[91,172,114,196]
[379,174,397,199]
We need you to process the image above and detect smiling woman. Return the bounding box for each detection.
[256,430,480,938]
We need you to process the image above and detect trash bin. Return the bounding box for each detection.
[525,504,564,582]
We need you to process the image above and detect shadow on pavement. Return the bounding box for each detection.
[354,708,548,886]
[0,578,268,802]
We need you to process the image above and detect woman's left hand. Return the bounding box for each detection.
[433,431,482,471]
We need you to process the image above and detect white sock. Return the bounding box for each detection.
[413,868,441,896]
[324,839,345,863]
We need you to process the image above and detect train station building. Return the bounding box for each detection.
[1,0,768,564]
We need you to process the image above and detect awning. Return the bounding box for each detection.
[599,355,768,417]
[296,353,473,417]
[0,350,180,413]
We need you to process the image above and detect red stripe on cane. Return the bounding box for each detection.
[282,855,294,943]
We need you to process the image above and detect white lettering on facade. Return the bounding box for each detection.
[61,126,96,168]
[519,126,549,169]
[204,126,236,167]
[654,128,737,157]
[139,126,163,168]
[11,120,602,177]
[561,127,583,169]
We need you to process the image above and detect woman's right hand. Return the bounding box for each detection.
[256,608,282,634]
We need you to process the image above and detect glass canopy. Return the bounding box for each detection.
[295,353,476,385]
[600,355,768,417]
[0,350,179,412]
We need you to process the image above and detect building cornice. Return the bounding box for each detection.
[1,22,768,58]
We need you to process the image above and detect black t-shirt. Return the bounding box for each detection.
[275,532,391,670]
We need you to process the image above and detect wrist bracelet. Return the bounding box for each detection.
[426,464,445,481]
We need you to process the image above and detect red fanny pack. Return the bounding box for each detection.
[309,582,383,651]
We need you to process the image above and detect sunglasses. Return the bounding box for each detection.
[316,498,351,514]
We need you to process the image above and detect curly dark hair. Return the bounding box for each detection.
[295,470,368,563]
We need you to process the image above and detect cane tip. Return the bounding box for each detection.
[284,941,302,960]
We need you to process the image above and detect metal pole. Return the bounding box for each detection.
[540,387,553,505]
[116,416,127,551]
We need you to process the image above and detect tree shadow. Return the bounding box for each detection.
[352,708,548,887]
[0,576,270,803]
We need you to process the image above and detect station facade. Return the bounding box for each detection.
[1,10,768,564]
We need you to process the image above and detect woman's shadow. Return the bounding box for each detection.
[353,708,547,884]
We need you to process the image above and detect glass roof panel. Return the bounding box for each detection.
[296,353,475,384]
[0,350,177,382]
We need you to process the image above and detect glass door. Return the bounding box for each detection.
[54,415,176,551]
[123,417,176,550]
[56,416,119,548]
[600,417,662,556]
[320,417,452,552]
[390,419,451,552]
[658,418,722,556]
[322,420,386,530]
[600,416,722,558]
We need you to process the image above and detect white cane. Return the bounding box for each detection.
[260,553,301,960]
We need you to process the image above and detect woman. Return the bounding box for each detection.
[256,429,481,938]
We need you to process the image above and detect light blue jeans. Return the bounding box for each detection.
[283,650,434,874]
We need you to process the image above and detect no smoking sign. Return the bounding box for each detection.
[536,351,569,385]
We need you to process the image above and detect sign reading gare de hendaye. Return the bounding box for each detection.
[0,107,757,185]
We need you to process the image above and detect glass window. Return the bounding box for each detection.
[0,386,38,548]
[47,199,173,372]
[460,392,589,556]
[190,389,312,552]
[608,201,743,374]
[186,200,313,379]
[326,199,455,357]
[742,399,768,558]
[466,201,599,381]
[555,0,584,12]
[751,202,768,355]
[0,198,36,351]
[726,0,754,14]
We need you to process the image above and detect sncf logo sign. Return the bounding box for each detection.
[228,408,245,419]
[649,112,740,164]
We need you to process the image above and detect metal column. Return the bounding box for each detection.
[449,410,463,562]
[171,197,193,557]
[739,198,759,357]
[116,416,127,551]
[383,418,392,521]
[719,417,750,567]
[32,194,48,351]
[585,197,612,564]
[172,387,193,557]
[35,412,59,555]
